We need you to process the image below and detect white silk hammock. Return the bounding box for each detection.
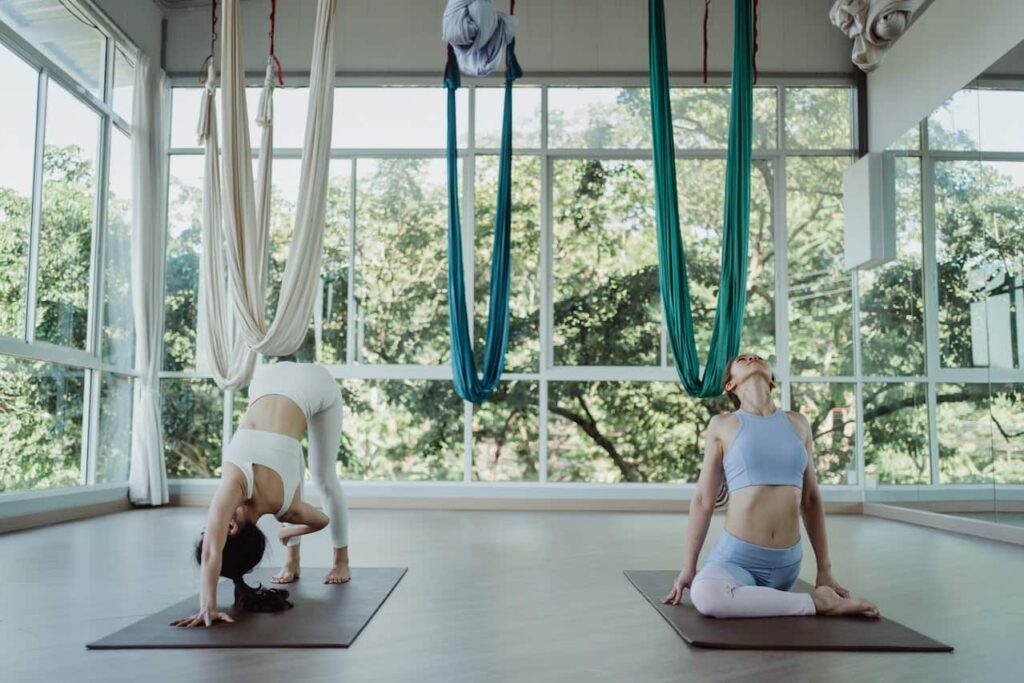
[197,0,337,389]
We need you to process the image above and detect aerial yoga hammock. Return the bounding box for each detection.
[442,0,521,404]
[649,0,754,397]
[197,0,337,390]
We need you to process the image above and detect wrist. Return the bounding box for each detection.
[816,564,832,574]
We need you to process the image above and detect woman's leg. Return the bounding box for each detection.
[307,392,350,583]
[689,564,816,618]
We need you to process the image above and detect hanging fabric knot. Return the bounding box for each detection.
[197,60,217,145]
[268,0,284,85]
[256,57,276,128]
[441,0,519,77]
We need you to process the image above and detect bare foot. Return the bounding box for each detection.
[272,561,301,584]
[323,562,351,584]
[811,586,880,618]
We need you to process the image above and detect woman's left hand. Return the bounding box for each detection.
[815,571,850,598]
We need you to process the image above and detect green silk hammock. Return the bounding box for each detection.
[649,0,754,397]
[443,37,523,403]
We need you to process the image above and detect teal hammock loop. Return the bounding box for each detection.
[444,42,523,403]
[649,0,753,397]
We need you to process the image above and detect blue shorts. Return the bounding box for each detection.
[703,529,803,590]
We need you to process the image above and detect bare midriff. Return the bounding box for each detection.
[724,485,802,548]
[237,395,307,441]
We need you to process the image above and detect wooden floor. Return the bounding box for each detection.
[1,509,1021,683]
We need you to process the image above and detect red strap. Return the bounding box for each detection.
[753,0,759,84]
[702,0,710,84]
[269,0,284,85]
[510,0,516,16]
[211,0,218,58]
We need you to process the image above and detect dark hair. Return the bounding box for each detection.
[194,523,293,613]
[721,354,777,410]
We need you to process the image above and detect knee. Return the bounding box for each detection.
[689,580,728,618]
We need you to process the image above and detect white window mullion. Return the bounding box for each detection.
[538,85,550,482]
[921,121,942,486]
[775,87,791,410]
[346,158,358,364]
[25,70,49,343]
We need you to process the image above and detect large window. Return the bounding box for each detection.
[163,83,862,487]
[0,7,136,494]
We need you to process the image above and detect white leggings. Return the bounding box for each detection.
[251,362,349,550]
[689,564,815,618]
[285,395,349,549]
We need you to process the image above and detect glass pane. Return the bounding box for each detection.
[475,155,540,373]
[162,377,224,478]
[95,372,133,483]
[112,46,134,122]
[354,158,453,364]
[342,379,463,480]
[889,124,920,151]
[475,86,541,148]
[552,159,659,365]
[790,383,857,484]
[164,155,203,371]
[787,156,853,376]
[992,384,1024,484]
[863,382,930,485]
[548,381,727,482]
[937,384,993,484]
[35,81,99,349]
[935,160,1024,369]
[548,88,650,149]
[978,89,1024,152]
[472,381,539,481]
[859,156,925,376]
[170,87,201,149]
[318,160,352,364]
[0,43,37,338]
[928,89,980,152]
[784,87,852,150]
[670,87,777,149]
[0,357,85,492]
[333,87,467,148]
[0,0,106,96]
[103,129,134,367]
[669,158,776,367]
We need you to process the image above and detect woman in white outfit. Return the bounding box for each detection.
[172,362,350,628]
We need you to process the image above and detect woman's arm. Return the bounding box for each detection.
[171,477,246,627]
[664,415,726,605]
[276,501,329,544]
[796,414,850,598]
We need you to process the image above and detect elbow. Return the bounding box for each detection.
[690,491,715,515]
[800,490,822,513]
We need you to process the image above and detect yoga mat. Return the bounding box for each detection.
[87,567,406,649]
[625,570,953,652]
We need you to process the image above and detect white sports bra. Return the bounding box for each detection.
[222,428,303,519]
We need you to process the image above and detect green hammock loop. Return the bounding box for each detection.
[649,0,753,397]
[444,42,523,403]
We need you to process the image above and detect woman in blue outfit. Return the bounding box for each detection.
[663,354,879,619]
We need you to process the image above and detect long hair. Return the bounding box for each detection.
[714,355,779,508]
[194,523,293,613]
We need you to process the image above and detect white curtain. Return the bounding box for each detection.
[129,52,169,506]
[216,0,337,357]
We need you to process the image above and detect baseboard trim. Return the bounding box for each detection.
[0,498,132,534]
[863,503,1024,546]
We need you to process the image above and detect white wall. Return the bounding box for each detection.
[93,0,164,62]
[867,0,1024,152]
[162,0,853,76]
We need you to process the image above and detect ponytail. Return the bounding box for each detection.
[232,577,293,613]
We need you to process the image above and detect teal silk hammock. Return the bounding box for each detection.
[649,0,754,397]
[444,41,523,403]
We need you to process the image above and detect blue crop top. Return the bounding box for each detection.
[722,408,808,491]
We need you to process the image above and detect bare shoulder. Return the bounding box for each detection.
[785,410,811,436]
[708,412,739,436]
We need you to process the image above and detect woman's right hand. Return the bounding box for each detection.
[662,567,696,605]
[170,608,235,628]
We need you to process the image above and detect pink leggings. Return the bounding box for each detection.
[690,564,815,618]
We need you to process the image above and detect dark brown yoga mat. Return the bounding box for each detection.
[87,567,406,649]
[625,570,952,652]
